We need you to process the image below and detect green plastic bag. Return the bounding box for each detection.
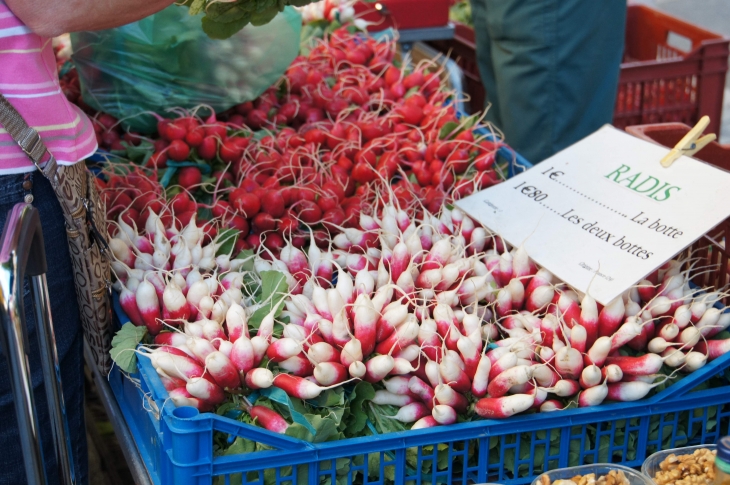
[70,6,301,133]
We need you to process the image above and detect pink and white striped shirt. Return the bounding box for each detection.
[0,1,97,174]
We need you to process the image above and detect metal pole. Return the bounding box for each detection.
[0,258,48,485]
[31,273,76,485]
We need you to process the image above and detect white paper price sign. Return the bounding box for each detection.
[454,125,730,305]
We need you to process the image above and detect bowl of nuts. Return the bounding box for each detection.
[532,464,653,485]
[641,445,717,485]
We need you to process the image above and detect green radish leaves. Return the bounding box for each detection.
[110,323,147,373]
[190,0,316,39]
[248,270,288,331]
[215,228,240,256]
[342,382,375,436]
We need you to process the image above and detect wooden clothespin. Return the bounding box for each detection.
[660,115,717,167]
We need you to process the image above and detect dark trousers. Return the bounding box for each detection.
[0,172,87,485]
[471,0,627,163]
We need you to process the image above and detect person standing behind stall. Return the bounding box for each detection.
[470,0,627,163]
[0,1,175,483]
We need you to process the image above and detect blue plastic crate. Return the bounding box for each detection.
[110,289,730,485]
[109,307,730,485]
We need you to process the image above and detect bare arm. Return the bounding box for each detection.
[6,0,178,38]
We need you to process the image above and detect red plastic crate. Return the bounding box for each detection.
[353,0,449,32]
[615,5,729,136]
[429,5,729,135]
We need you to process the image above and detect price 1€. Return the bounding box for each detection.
[513,182,548,201]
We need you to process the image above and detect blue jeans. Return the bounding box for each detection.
[0,172,87,485]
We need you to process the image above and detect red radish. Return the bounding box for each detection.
[159,374,187,392]
[432,404,457,425]
[662,348,686,367]
[540,314,560,349]
[487,365,533,398]
[202,319,226,345]
[186,377,225,405]
[526,269,553,298]
[474,394,534,419]
[637,279,657,302]
[685,351,708,371]
[696,307,722,334]
[364,355,395,383]
[378,302,409,342]
[658,322,679,341]
[313,362,348,386]
[249,406,289,433]
[391,403,430,423]
[495,288,512,318]
[383,376,416,396]
[579,364,602,389]
[434,384,468,413]
[408,376,436,410]
[178,167,201,189]
[307,342,341,364]
[279,354,314,377]
[607,378,668,402]
[456,335,480,379]
[242,369,273,390]
[647,336,677,354]
[149,350,205,382]
[266,338,302,363]
[673,304,692,329]
[695,338,730,360]
[556,292,580,328]
[162,281,190,322]
[353,293,378,356]
[579,294,599,348]
[610,317,643,352]
[595,367,620,386]
[438,356,471,394]
[109,238,135,267]
[489,352,518,381]
[375,317,419,355]
[411,416,439,430]
[349,361,366,378]
[187,336,217,363]
[225,303,249,343]
[119,281,145,327]
[168,388,206,411]
[395,344,421,362]
[230,336,255,376]
[540,400,566,412]
[547,379,582,397]
[578,379,608,407]
[527,285,554,313]
[554,346,583,380]
[597,297,625,338]
[136,278,163,335]
[273,373,337,400]
[257,308,277,341]
[584,336,611,367]
[340,338,363,367]
[533,364,560,387]
[204,352,241,389]
[372,390,415,406]
[678,326,701,347]
[705,312,730,338]
[570,324,587,354]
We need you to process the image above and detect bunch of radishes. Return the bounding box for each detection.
[297,204,730,423]
[123,195,730,434]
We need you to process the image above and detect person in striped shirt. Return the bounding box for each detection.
[0,1,175,483]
